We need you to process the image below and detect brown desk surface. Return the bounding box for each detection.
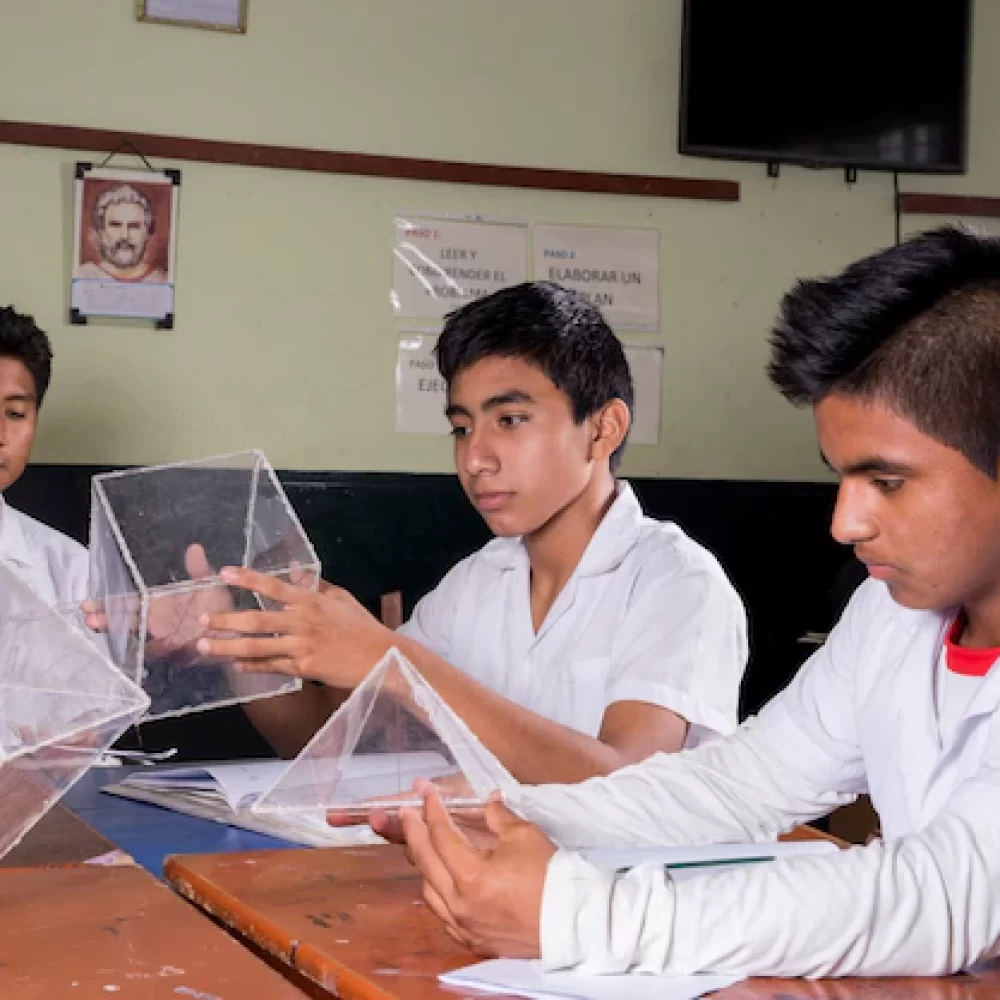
[0,803,118,869]
[165,843,1000,1000]
[0,862,308,999]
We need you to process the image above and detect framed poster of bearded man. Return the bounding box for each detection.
[71,165,180,329]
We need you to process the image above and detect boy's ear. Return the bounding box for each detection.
[589,399,631,464]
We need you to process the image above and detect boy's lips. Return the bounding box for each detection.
[474,491,516,512]
[858,556,897,581]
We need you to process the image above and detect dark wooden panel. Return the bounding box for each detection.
[0,119,740,201]
[897,192,1000,218]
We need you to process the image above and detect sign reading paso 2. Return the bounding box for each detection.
[533,224,659,331]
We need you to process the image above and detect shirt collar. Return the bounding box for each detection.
[480,481,645,577]
[0,498,34,570]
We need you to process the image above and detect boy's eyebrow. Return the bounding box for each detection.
[444,390,536,420]
[481,390,535,411]
[2,393,35,404]
[823,452,917,477]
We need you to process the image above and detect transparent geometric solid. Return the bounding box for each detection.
[88,449,320,721]
[253,647,517,820]
[0,563,149,860]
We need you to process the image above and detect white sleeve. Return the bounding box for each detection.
[395,559,469,661]
[509,583,871,850]
[603,552,747,740]
[541,813,1000,977]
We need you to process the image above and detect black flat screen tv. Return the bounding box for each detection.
[679,1,971,174]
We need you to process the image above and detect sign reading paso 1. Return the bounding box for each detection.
[392,215,528,320]
[533,224,660,331]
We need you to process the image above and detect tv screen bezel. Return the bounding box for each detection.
[677,0,972,175]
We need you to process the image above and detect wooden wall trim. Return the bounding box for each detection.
[897,192,1000,219]
[0,119,740,202]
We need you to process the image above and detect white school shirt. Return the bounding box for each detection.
[0,498,89,609]
[510,578,1000,978]
[398,483,747,746]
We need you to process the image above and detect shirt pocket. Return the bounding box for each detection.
[561,655,613,737]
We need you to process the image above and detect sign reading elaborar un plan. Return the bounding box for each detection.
[533,224,659,331]
[392,215,528,319]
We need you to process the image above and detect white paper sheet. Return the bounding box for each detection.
[440,959,741,1000]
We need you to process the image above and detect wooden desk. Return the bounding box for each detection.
[0,803,119,868]
[165,843,1000,1000]
[0,862,309,999]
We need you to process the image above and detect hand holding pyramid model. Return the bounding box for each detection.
[253,647,518,822]
[0,448,515,860]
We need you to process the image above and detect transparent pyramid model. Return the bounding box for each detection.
[88,448,320,721]
[0,562,149,860]
[253,647,518,819]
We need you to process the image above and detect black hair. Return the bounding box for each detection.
[434,282,634,471]
[769,226,1000,478]
[0,306,52,405]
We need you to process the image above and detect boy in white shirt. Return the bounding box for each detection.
[198,282,748,785]
[396,227,1000,978]
[0,306,87,608]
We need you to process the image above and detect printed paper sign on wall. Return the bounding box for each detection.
[533,224,659,331]
[392,215,527,320]
[396,334,449,434]
[624,344,664,445]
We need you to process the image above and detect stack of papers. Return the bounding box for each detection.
[101,753,453,846]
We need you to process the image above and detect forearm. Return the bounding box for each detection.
[543,815,1000,977]
[240,683,348,758]
[393,636,634,785]
[510,719,856,849]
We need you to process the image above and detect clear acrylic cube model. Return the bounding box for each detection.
[253,647,517,822]
[0,563,149,860]
[89,449,319,721]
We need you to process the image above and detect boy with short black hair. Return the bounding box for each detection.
[206,282,748,786]
[397,228,1000,978]
[0,306,87,607]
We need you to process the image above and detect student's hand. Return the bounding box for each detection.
[326,775,499,850]
[145,544,234,659]
[82,543,229,640]
[399,782,554,958]
[197,567,395,688]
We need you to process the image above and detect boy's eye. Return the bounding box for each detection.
[5,410,26,421]
[449,425,470,439]
[872,477,904,495]
[498,414,528,428]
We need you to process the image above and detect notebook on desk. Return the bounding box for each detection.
[101,753,455,847]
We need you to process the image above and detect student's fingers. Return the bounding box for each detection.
[367,809,406,844]
[202,609,293,636]
[421,785,482,879]
[399,805,458,906]
[184,543,215,581]
[197,634,298,662]
[233,657,299,675]
[219,567,309,605]
[483,798,525,838]
[422,879,464,939]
